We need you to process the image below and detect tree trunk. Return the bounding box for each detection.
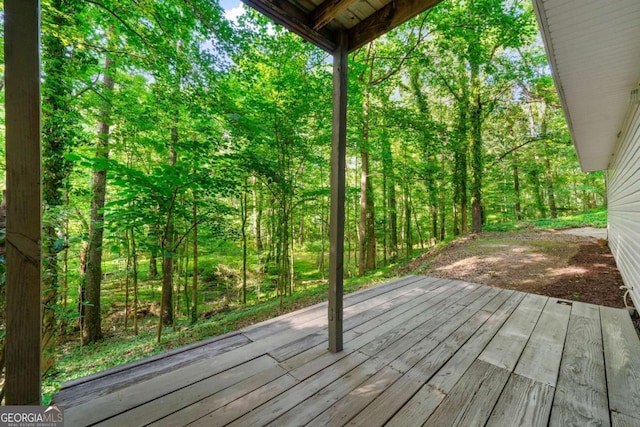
[511,138,523,221]
[131,227,139,335]
[543,140,558,218]
[359,91,376,274]
[381,134,397,261]
[191,193,198,324]
[241,182,248,305]
[404,183,412,258]
[470,62,483,234]
[84,51,115,344]
[41,0,82,371]
[161,139,177,328]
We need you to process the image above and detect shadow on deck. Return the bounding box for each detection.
[53,276,640,426]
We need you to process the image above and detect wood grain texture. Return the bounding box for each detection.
[306,366,402,427]
[93,355,280,427]
[266,357,384,426]
[514,298,571,386]
[328,30,348,352]
[479,293,547,371]
[611,412,640,427]
[486,374,555,427]
[150,365,288,427]
[347,0,444,51]
[227,351,368,427]
[600,306,640,419]
[4,0,42,405]
[241,0,337,52]
[188,373,299,427]
[54,278,640,427]
[54,333,250,407]
[313,0,360,29]
[548,308,610,427]
[423,360,511,427]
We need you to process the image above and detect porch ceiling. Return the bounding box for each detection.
[240,0,443,53]
[533,0,640,172]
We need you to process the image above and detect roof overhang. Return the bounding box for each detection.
[241,0,443,53]
[532,0,640,172]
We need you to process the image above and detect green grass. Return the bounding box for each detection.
[44,208,608,403]
[483,207,607,232]
[42,246,399,404]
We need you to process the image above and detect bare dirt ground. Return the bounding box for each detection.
[405,228,640,338]
[401,228,629,308]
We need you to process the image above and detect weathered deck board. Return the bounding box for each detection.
[548,301,610,427]
[514,298,571,386]
[53,276,640,427]
[600,305,640,421]
[478,293,548,371]
[423,360,511,427]
[486,374,555,427]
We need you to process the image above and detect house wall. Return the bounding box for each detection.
[607,101,640,310]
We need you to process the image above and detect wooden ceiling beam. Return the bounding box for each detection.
[241,0,337,52]
[347,0,443,52]
[313,0,359,30]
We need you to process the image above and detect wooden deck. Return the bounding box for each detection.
[53,276,640,427]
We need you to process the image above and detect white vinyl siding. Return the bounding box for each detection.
[608,101,640,310]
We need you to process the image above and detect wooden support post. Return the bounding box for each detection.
[328,31,348,353]
[5,0,42,405]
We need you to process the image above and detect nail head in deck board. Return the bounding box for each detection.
[479,293,548,371]
[514,298,571,387]
[423,360,511,427]
[548,310,609,427]
[4,0,42,406]
[486,374,555,427]
[600,306,640,418]
[328,29,348,353]
[150,365,288,427]
[227,351,368,427]
[187,373,300,427]
[306,365,403,427]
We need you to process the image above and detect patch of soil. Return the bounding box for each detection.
[405,230,628,309]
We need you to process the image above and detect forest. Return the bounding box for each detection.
[0,0,606,398]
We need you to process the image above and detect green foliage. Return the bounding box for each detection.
[483,208,607,232]
[2,0,610,405]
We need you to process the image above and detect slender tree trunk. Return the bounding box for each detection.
[159,118,178,339]
[41,0,82,370]
[131,227,139,335]
[359,90,376,274]
[512,145,522,221]
[124,230,131,331]
[453,88,469,235]
[381,134,397,261]
[84,51,114,344]
[543,137,558,218]
[470,61,483,234]
[404,183,412,258]
[241,181,248,305]
[252,177,263,253]
[191,193,198,324]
